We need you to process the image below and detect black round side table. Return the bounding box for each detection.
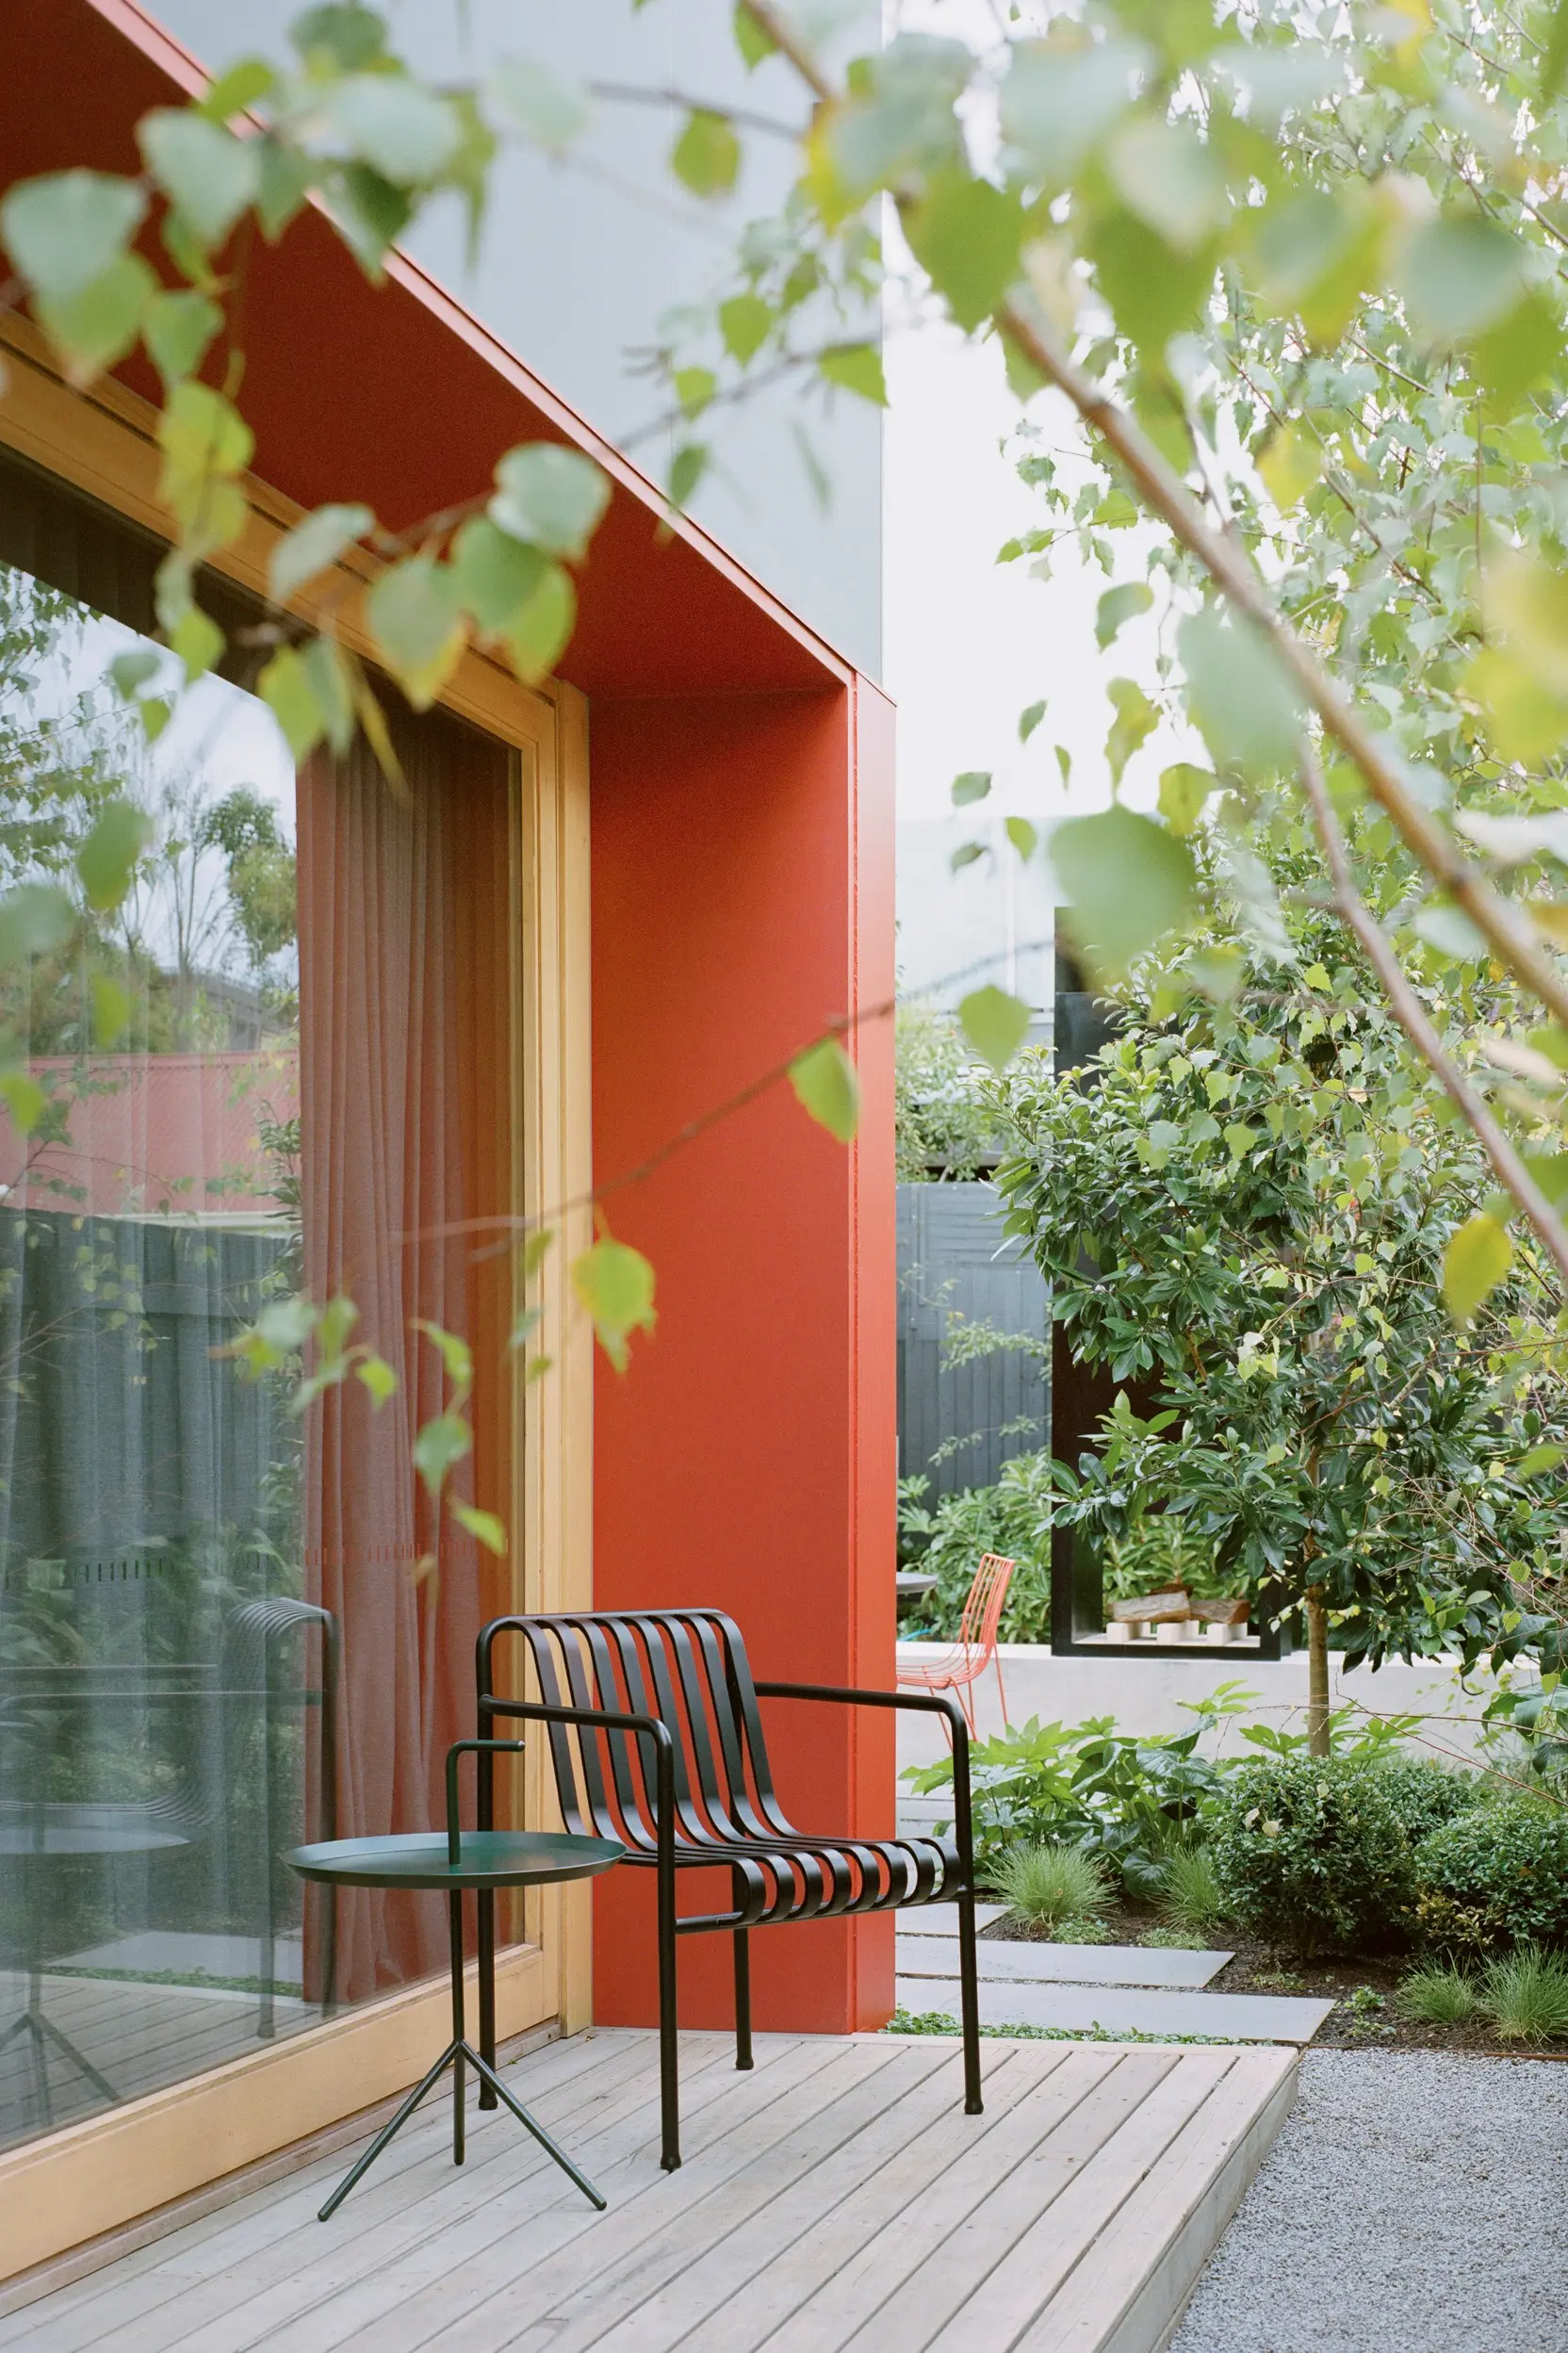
[286,1740,623,2222]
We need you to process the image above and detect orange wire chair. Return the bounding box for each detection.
[897,1552,1015,1732]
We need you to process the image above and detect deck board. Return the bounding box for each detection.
[1,2028,1296,2353]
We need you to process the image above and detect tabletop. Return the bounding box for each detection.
[284,1828,625,1892]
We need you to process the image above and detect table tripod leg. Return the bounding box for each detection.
[317,2038,458,2223]
[465,2044,606,2211]
[449,1888,466,2167]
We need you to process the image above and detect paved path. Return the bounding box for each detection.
[1169,2049,1568,2353]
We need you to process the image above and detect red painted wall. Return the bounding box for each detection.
[588,681,898,2034]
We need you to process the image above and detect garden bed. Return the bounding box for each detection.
[982,1904,1568,2056]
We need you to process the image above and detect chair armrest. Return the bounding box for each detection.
[753,1680,967,1738]
[751,1681,978,1889]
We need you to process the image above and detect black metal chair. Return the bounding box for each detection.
[473,1608,982,2171]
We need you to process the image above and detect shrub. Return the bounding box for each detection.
[1373,1758,1481,1848]
[897,1453,1054,1642]
[1396,1965,1478,2026]
[1158,1845,1228,1938]
[1207,1757,1418,1953]
[1413,1797,1568,1952]
[1482,1946,1568,2045]
[987,1840,1111,1933]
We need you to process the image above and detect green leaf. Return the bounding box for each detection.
[91,974,130,1048]
[368,558,465,709]
[198,59,278,123]
[259,645,327,760]
[958,984,1030,1071]
[110,649,162,700]
[1178,609,1301,777]
[489,444,610,560]
[672,108,741,198]
[1465,645,1568,764]
[0,1070,46,1134]
[499,563,575,685]
[999,39,1147,185]
[0,172,146,302]
[329,74,461,183]
[1004,816,1038,862]
[142,288,223,386]
[1442,1211,1512,1325]
[0,883,74,964]
[1396,215,1525,344]
[77,801,153,911]
[733,2,776,68]
[449,515,550,631]
[819,343,888,405]
[789,1036,859,1142]
[1518,1443,1567,1478]
[675,366,716,419]
[1223,1121,1258,1162]
[354,1353,398,1406]
[451,1500,507,1555]
[254,139,313,241]
[486,57,590,154]
[171,601,223,682]
[719,292,772,365]
[904,172,1024,333]
[138,110,259,248]
[951,770,991,807]
[1084,208,1215,357]
[1158,763,1215,836]
[571,1237,658,1371]
[1019,700,1046,743]
[1095,581,1153,651]
[1051,803,1196,973]
[1258,424,1323,511]
[950,842,985,872]
[1105,116,1226,254]
[303,636,355,754]
[413,1410,473,1497]
[1055,745,1071,788]
[292,5,387,69]
[1545,0,1568,101]
[157,380,254,517]
[669,443,709,508]
[414,1317,474,1392]
[1474,289,1562,406]
[270,502,374,605]
[1105,678,1157,785]
[37,253,155,380]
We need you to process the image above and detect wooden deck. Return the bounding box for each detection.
[0,2027,1296,2353]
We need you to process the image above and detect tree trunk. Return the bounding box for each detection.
[1305,1583,1331,1758]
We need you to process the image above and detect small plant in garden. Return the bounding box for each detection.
[1055,1915,1114,1947]
[1208,1757,1421,1954]
[1139,1926,1207,1952]
[987,1841,1111,1936]
[1414,1799,1568,1954]
[1482,1949,1568,2047]
[1158,1846,1229,1940]
[1339,1986,1393,2042]
[1397,1967,1478,2029]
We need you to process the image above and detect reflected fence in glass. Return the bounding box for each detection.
[0,461,517,2153]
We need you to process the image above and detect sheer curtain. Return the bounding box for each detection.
[297,714,514,2000]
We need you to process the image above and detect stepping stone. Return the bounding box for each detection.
[896,1936,1233,1990]
[897,1904,1007,1936]
[895,1972,1334,2045]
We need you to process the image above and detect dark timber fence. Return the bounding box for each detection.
[895,1183,1050,1499]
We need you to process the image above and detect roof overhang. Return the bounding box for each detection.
[2,0,853,698]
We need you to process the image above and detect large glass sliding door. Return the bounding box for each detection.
[0,452,518,2153]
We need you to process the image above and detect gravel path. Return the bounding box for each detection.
[1168,2049,1568,2353]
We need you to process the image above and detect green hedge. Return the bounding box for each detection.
[1208,1757,1425,1953]
[1414,1797,1568,1953]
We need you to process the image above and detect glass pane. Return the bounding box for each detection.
[0,477,515,2153]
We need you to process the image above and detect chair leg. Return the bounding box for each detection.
[994,1648,1010,1729]
[732,1923,753,2072]
[956,1885,984,2116]
[657,1846,680,2170]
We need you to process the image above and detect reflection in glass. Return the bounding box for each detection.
[0,493,515,2153]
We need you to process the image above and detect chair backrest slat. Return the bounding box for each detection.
[959,1554,1015,1653]
[480,1610,774,1853]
